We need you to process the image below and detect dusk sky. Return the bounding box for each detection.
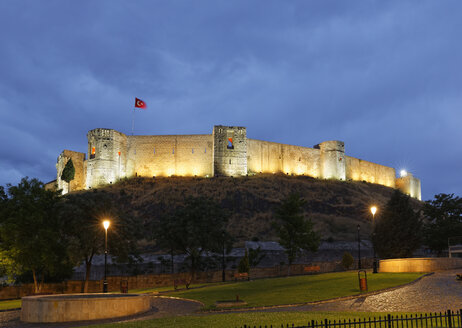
[1,1,461,201]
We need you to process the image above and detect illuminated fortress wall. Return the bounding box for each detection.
[247,139,321,178]
[56,125,421,199]
[345,156,396,188]
[126,134,213,178]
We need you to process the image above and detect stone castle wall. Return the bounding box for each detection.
[56,125,421,199]
[247,139,321,177]
[126,134,213,178]
[345,156,396,188]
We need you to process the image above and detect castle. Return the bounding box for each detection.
[55,125,421,200]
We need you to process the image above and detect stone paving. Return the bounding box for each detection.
[1,270,461,327]
[261,269,462,313]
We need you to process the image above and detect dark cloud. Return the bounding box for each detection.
[0,0,461,200]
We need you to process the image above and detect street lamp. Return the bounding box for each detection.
[357,224,361,270]
[370,206,378,273]
[222,230,226,282]
[103,220,110,293]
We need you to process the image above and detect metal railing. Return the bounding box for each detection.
[239,310,462,328]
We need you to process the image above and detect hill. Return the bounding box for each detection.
[82,174,423,247]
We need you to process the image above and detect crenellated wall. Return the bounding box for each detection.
[56,125,421,199]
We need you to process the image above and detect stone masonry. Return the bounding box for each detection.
[55,125,421,199]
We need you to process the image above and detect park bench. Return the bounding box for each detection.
[303,265,321,274]
[234,272,249,281]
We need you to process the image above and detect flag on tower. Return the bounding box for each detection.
[135,98,147,109]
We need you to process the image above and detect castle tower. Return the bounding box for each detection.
[56,150,86,194]
[85,128,128,189]
[396,172,422,200]
[213,125,247,176]
[318,140,346,180]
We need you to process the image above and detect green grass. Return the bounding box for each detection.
[85,311,433,328]
[0,299,21,310]
[166,272,425,309]
[0,272,424,313]
[128,282,223,294]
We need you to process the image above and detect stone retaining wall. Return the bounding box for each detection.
[379,257,462,272]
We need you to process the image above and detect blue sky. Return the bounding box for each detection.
[0,1,461,200]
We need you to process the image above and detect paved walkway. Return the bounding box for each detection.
[260,269,462,313]
[1,270,461,327]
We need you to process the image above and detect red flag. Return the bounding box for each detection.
[135,98,147,109]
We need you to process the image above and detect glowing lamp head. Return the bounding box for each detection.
[103,220,110,230]
[370,206,377,216]
[400,169,408,178]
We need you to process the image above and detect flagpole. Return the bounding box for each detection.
[131,107,135,136]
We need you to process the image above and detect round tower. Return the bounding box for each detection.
[318,140,346,180]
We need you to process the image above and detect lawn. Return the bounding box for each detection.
[165,272,425,309]
[85,311,433,328]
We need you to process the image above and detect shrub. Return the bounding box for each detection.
[341,252,354,270]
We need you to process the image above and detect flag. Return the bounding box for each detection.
[135,98,147,109]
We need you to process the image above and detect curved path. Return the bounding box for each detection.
[259,269,462,313]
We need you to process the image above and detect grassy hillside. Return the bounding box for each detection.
[83,174,423,246]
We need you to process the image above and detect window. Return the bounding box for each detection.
[227,138,234,149]
[153,148,156,154]
[227,131,235,149]
[172,148,174,154]
[192,148,194,154]
[229,159,232,164]
[90,146,96,159]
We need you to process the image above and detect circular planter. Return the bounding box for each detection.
[21,293,151,323]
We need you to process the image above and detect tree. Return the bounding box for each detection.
[154,197,232,287]
[341,252,354,270]
[0,178,72,292]
[372,190,422,259]
[272,193,320,275]
[59,190,141,292]
[238,249,250,274]
[423,193,462,256]
[61,158,75,192]
[248,246,265,268]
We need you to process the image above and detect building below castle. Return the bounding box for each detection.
[55,125,421,200]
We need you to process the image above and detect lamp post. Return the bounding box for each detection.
[357,224,361,270]
[222,230,226,282]
[370,206,378,273]
[103,220,110,293]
